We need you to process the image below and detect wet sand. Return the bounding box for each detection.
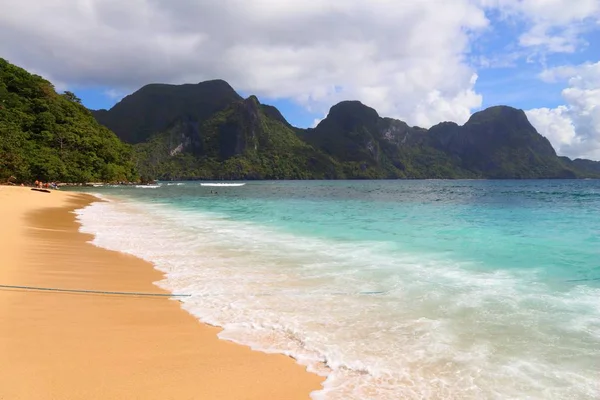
[0,186,322,399]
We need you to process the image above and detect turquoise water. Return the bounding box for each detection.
[75,180,600,399]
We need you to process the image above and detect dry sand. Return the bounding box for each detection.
[0,186,322,399]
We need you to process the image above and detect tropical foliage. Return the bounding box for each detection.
[0,58,136,183]
[3,58,598,183]
[131,98,600,181]
[134,97,344,180]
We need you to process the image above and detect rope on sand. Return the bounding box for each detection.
[0,284,191,297]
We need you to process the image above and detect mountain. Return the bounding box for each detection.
[134,96,342,180]
[300,101,475,178]
[89,78,599,181]
[428,106,576,178]
[5,59,595,184]
[92,80,242,144]
[302,101,600,179]
[0,58,136,183]
[567,158,600,176]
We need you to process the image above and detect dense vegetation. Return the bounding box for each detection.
[300,102,587,179]
[566,158,600,176]
[99,84,599,180]
[134,96,343,180]
[300,101,478,179]
[427,106,579,178]
[3,58,598,182]
[0,58,136,183]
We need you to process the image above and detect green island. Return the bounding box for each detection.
[2,58,599,183]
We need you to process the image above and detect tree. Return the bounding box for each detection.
[0,58,138,183]
[62,91,82,104]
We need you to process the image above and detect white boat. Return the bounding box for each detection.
[200,183,246,187]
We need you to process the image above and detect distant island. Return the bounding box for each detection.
[2,58,599,183]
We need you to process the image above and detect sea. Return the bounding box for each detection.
[73,180,600,399]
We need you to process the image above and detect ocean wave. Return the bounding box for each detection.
[200,183,246,187]
[75,198,600,399]
[135,184,161,189]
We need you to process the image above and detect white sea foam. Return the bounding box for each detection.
[75,198,600,399]
[200,182,246,187]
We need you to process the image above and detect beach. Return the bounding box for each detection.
[70,181,600,399]
[0,186,322,399]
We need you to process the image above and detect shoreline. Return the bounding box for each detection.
[0,186,322,399]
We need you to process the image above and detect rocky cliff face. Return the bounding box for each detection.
[132,95,342,180]
[92,80,242,144]
[300,102,580,178]
[301,101,463,178]
[563,158,600,175]
[301,101,381,162]
[300,101,429,174]
[428,106,572,178]
[430,106,556,158]
[90,78,599,180]
[212,96,261,160]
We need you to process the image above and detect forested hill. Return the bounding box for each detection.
[92,80,242,144]
[2,58,599,182]
[0,58,136,183]
[94,80,599,180]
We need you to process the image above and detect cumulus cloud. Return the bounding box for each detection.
[1,0,598,138]
[487,0,600,55]
[103,89,125,101]
[0,0,490,127]
[526,62,600,160]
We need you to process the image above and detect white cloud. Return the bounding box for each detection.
[486,0,600,55]
[103,89,125,101]
[527,62,600,160]
[526,106,578,149]
[0,0,489,127]
[412,74,483,127]
[0,0,598,141]
[472,52,523,69]
[312,117,325,128]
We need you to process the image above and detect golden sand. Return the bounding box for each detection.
[0,186,322,399]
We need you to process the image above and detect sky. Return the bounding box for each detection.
[1,0,599,160]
